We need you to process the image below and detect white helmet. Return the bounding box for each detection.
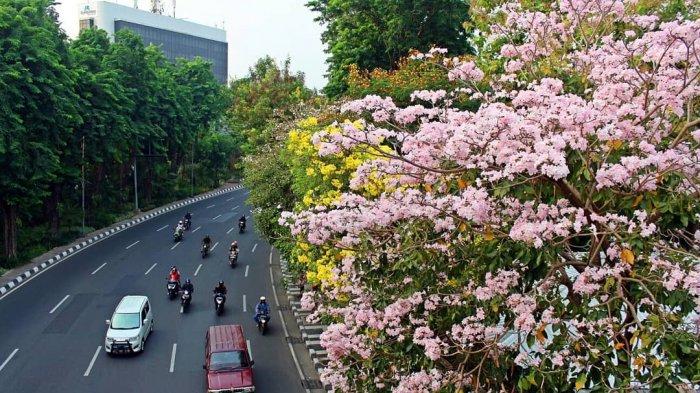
[259,296,266,302]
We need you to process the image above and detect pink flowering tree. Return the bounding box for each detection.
[282,0,700,391]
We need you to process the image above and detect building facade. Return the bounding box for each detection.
[78,1,228,83]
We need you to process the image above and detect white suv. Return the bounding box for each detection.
[105,295,154,355]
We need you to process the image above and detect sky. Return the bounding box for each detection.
[55,0,328,89]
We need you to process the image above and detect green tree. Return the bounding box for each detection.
[0,0,78,258]
[226,56,313,155]
[307,0,473,96]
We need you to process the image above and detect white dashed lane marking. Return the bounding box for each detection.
[144,263,157,275]
[170,242,181,250]
[251,243,258,253]
[226,227,234,234]
[91,263,107,275]
[156,225,168,232]
[49,295,70,314]
[211,242,219,251]
[206,204,215,209]
[212,214,221,220]
[245,265,249,278]
[0,348,19,373]
[192,226,201,233]
[194,264,203,277]
[125,240,140,249]
[242,295,247,312]
[83,346,101,376]
[169,343,177,373]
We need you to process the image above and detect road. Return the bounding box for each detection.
[0,189,305,393]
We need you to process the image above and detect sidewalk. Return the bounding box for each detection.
[269,248,327,392]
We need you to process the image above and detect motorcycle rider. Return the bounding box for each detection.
[254,296,270,324]
[202,234,212,250]
[168,266,181,291]
[213,281,227,304]
[229,240,239,254]
[238,215,246,229]
[182,278,194,294]
[184,212,192,228]
[175,220,185,236]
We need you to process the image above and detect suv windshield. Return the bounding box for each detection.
[110,313,140,329]
[210,351,248,370]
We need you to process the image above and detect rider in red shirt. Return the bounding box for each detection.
[169,266,181,283]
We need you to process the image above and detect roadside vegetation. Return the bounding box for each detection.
[0,0,235,268]
[243,0,700,391]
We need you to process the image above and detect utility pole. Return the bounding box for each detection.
[132,153,166,212]
[172,0,176,18]
[191,140,195,197]
[132,159,139,212]
[81,136,86,235]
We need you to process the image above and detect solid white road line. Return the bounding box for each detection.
[247,339,253,361]
[231,205,239,210]
[245,265,249,278]
[211,241,219,251]
[226,227,234,234]
[242,295,247,312]
[83,346,101,377]
[169,343,177,373]
[91,263,107,275]
[226,196,235,201]
[192,226,201,233]
[206,204,215,209]
[212,214,222,220]
[156,225,168,232]
[269,266,280,307]
[49,295,70,314]
[268,249,308,391]
[0,348,19,373]
[125,240,140,249]
[251,243,258,253]
[170,242,181,250]
[194,264,203,277]
[144,263,157,275]
[278,309,289,336]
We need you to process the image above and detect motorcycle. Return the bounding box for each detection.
[173,228,183,242]
[256,314,270,335]
[184,218,191,230]
[228,250,238,267]
[167,281,179,299]
[214,293,226,315]
[201,243,210,258]
[180,290,192,312]
[238,220,246,233]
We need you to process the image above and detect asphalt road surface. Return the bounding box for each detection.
[0,189,305,393]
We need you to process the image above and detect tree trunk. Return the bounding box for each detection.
[46,183,61,237]
[1,200,18,259]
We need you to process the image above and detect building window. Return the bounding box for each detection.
[78,18,95,32]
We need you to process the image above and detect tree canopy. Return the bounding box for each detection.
[306,0,473,97]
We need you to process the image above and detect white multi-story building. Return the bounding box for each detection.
[78,1,228,83]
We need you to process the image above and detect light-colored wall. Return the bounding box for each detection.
[79,1,226,43]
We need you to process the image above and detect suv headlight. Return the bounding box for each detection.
[128,336,139,342]
[106,337,114,343]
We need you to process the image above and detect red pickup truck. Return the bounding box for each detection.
[203,325,255,392]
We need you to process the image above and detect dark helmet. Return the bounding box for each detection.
[185,279,191,284]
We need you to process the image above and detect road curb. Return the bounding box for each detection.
[280,258,331,392]
[0,185,243,297]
